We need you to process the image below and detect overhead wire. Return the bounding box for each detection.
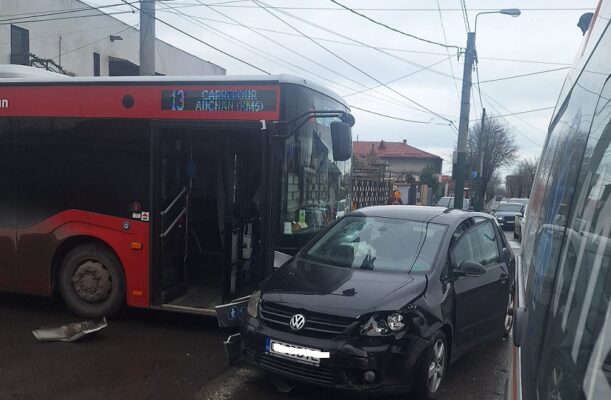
[436,0,461,102]
[460,0,472,33]
[478,91,544,147]
[156,1,436,124]
[350,107,433,124]
[175,12,571,66]
[479,66,571,84]
[124,0,271,73]
[329,0,460,50]
[252,0,457,128]
[179,1,441,121]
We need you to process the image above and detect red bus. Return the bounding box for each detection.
[0,66,353,318]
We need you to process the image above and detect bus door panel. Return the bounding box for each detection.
[0,126,16,289]
[157,132,189,302]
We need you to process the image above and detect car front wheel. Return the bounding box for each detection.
[415,331,447,399]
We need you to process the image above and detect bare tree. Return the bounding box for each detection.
[506,157,539,198]
[467,116,519,211]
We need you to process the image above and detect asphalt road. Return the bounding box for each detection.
[0,232,519,400]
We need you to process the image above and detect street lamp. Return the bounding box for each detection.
[453,8,521,210]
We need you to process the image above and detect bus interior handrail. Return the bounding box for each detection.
[160,207,187,238]
[161,186,187,217]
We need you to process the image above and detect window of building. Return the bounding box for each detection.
[93,53,100,76]
[10,25,29,65]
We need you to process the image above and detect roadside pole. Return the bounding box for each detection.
[454,32,476,210]
[477,108,486,211]
[139,0,155,76]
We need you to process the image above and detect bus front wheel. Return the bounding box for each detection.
[59,243,125,318]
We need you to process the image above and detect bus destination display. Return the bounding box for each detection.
[161,88,277,113]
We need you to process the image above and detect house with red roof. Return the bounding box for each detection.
[353,140,443,181]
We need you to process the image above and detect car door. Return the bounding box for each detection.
[451,219,509,352]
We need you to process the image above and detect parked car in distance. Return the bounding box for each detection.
[241,206,514,398]
[434,196,471,210]
[514,204,527,241]
[492,202,524,230]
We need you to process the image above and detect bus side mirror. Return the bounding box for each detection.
[331,121,352,161]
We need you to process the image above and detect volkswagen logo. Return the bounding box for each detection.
[289,314,306,331]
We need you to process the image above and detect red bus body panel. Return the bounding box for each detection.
[16,210,150,308]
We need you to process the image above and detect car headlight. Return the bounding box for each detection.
[247,290,261,318]
[361,312,405,336]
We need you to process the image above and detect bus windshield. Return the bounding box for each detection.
[279,85,351,238]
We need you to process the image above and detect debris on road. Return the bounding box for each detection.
[32,318,108,342]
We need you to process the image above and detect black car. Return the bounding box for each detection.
[240,206,514,398]
[492,202,524,229]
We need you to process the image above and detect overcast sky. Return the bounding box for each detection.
[89,0,597,174]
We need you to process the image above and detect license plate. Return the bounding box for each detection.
[265,338,330,367]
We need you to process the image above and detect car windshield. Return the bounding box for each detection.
[496,203,523,213]
[303,216,446,273]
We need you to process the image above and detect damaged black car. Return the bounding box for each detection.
[240,206,514,398]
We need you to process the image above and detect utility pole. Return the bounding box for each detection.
[139,0,155,76]
[477,108,486,211]
[453,32,476,210]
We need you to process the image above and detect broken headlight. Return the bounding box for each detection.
[361,312,405,336]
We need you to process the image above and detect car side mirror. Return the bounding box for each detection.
[455,260,486,277]
[273,251,292,269]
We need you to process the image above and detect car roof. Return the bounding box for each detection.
[350,205,491,226]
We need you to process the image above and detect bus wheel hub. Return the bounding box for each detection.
[72,261,112,303]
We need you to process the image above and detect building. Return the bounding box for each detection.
[0,0,225,77]
[353,140,443,181]
[353,140,443,206]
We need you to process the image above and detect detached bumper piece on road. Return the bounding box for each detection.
[32,318,108,342]
[241,316,429,395]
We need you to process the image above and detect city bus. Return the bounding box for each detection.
[510,2,611,399]
[0,66,353,318]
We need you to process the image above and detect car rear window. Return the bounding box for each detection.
[497,203,523,212]
[304,216,446,273]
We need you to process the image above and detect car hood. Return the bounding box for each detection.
[260,258,427,318]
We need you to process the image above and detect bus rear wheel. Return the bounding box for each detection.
[59,243,125,318]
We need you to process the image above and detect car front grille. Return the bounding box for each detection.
[260,302,356,338]
[245,345,336,385]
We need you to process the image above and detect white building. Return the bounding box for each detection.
[0,0,225,77]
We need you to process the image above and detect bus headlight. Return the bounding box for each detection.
[247,290,261,318]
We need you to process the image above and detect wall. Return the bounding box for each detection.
[0,0,225,77]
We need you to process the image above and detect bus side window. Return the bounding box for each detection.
[545,75,611,400]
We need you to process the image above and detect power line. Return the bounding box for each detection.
[189,0,375,94]
[476,106,555,120]
[127,1,270,74]
[52,25,135,60]
[153,1,442,125]
[478,91,545,147]
[460,0,472,33]
[350,106,434,124]
[0,2,138,22]
[175,13,571,66]
[479,66,571,83]
[253,0,456,127]
[436,0,461,102]
[342,57,450,97]
[203,4,595,12]
[330,0,460,50]
[0,10,136,26]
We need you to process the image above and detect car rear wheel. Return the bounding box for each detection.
[415,331,447,400]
